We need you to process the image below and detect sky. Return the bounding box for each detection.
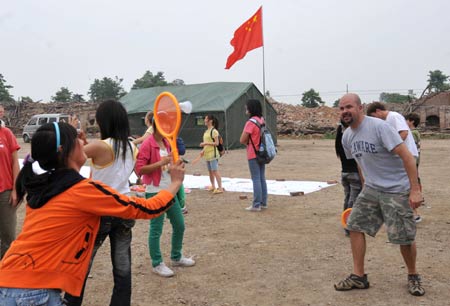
[2,0,450,106]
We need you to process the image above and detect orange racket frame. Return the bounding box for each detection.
[153,92,182,162]
[341,207,352,228]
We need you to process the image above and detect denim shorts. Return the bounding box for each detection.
[347,186,416,244]
[206,159,219,171]
[0,288,64,306]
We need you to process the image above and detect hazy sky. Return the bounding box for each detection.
[2,0,450,105]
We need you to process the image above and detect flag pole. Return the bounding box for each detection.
[261,6,267,119]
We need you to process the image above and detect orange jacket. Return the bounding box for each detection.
[0,179,174,296]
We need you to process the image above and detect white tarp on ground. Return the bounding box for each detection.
[183,175,335,196]
[19,160,335,196]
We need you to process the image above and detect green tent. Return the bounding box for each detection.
[120,82,277,149]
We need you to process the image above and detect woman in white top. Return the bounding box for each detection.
[65,100,137,306]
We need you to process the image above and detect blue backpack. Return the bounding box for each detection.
[248,118,276,164]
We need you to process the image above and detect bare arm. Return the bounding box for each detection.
[392,143,422,209]
[398,130,408,141]
[84,140,114,167]
[133,132,151,145]
[10,150,20,207]
[240,131,250,145]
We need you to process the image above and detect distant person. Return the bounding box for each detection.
[239,99,267,212]
[405,112,423,222]
[200,114,224,194]
[133,111,154,146]
[335,93,425,296]
[0,122,183,305]
[335,120,362,235]
[135,118,195,278]
[65,100,138,306]
[0,115,20,259]
[367,102,421,223]
[366,102,418,158]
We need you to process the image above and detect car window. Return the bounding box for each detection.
[28,117,38,125]
[59,116,69,123]
[38,117,48,125]
[48,117,57,123]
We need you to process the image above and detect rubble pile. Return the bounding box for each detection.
[3,101,98,135]
[3,100,341,137]
[271,101,340,135]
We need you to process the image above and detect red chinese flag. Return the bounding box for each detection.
[225,7,263,69]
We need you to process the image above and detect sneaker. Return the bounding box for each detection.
[334,274,369,291]
[415,215,422,223]
[181,207,188,214]
[152,262,174,277]
[245,205,261,212]
[408,274,425,296]
[172,256,196,267]
[261,204,268,209]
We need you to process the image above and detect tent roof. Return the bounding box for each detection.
[120,82,256,114]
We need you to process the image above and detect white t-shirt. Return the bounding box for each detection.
[386,111,418,157]
[145,148,171,193]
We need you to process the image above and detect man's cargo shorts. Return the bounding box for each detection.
[347,186,416,245]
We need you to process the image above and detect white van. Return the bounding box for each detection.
[22,114,70,143]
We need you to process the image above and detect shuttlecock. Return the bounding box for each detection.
[179,101,193,114]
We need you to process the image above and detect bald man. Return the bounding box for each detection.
[335,93,425,296]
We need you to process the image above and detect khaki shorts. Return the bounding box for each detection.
[347,186,416,245]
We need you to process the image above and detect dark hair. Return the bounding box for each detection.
[15,122,78,203]
[95,100,131,161]
[206,114,219,129]
[366,102,386,116]
[246,99,263,118]
[405,112,420,128]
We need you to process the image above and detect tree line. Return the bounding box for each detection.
[1,69,449,106]
[0,71,185,103]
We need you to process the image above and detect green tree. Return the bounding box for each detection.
[171,79,185,86]
[88,77,126,102]
[333,99,340,108]
[132,71,168,89]
[52,87,73,102]
[0,74,14,102]
[20,96,34,103]
[427,70,450,93]
[379,92,412,103]
[72,94,85,102]
[301,89,324,108]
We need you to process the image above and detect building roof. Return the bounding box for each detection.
[120,82,256,114]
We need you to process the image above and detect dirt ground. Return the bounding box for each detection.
[15,138,450,306]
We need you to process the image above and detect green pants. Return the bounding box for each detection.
[146,190,185,267]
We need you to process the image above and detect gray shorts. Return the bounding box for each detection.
[347,186,416,245]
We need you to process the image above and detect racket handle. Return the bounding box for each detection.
[170,138,179,162]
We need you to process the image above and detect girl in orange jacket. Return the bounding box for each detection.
[0,122,184,305]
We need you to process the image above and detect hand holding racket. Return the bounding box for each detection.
[153,92,182,162]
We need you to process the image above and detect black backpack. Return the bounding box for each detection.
[210,128,225,157]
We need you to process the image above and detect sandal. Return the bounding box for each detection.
[213,189,224,194]
[334,274,369,291]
